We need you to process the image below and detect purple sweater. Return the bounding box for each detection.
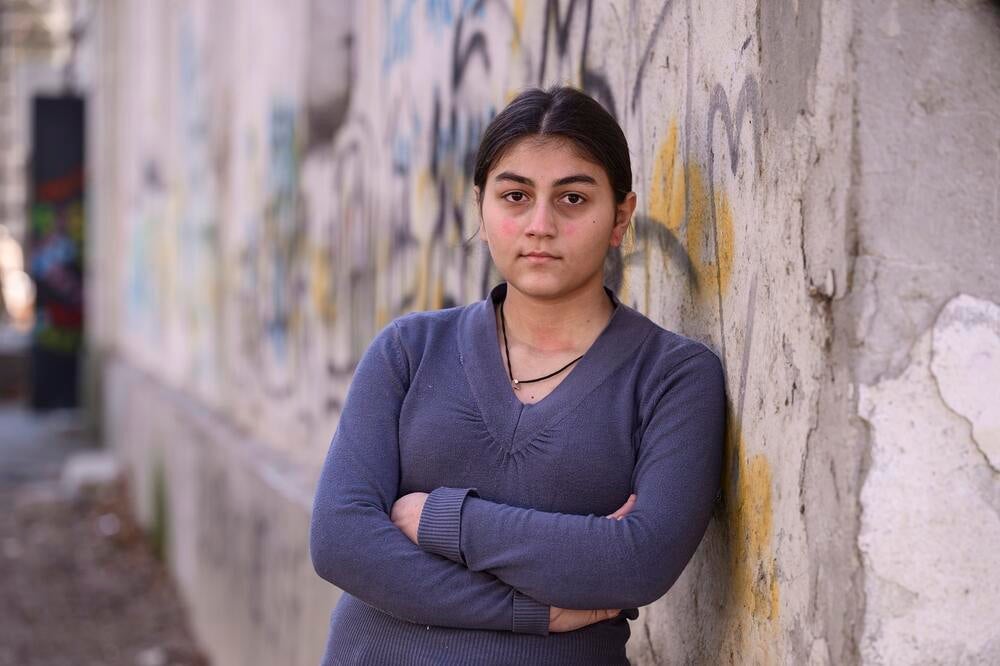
[310,284,726,665]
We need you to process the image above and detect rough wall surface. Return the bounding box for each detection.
[851,1,1000,663]
[104,358,339,666]
[87,0,998,664]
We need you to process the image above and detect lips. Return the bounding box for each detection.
[522,252,559,259]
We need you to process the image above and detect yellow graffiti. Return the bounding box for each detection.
[415,242,431,312]
[511,0,526,52]
[722,432,780,662]
[649,120,685,232]
[648,119,775,659]
[712,191,735,292]
[432,277,445,310]
[685,162,734,295]
[413,170,437,240]
[644,121,734,299]
[618,268,632,308]
[310,246,336,324]
[375,235,390,330]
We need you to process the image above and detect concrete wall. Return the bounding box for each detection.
[89,0,999,664]
[105,359,338,666]
[851,1,1000,663]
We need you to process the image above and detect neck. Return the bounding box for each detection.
[501,279,614,353]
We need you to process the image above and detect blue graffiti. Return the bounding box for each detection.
[383,0,417,73]
[425,0,482,29]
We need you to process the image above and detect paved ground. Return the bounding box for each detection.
[0,398,209,666]
[0,405,92,484]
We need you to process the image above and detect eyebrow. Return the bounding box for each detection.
[493,172,598,188]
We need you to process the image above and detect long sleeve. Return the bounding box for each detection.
[309,322,550,635]
[417,349,726,610]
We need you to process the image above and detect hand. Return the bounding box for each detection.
[606,493,636,520]
[549,606,621,632]
[547,494,635,632]
[390,492,428,544]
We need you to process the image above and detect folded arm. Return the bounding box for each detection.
[417,350,726,610]
[309,323,549,635]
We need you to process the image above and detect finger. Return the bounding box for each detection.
[606,502,627,519]
[607,494,637,520]
[617,494,637,517]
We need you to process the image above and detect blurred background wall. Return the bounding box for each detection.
[32,0,996,664]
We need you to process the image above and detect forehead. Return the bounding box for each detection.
[488,136,608,184]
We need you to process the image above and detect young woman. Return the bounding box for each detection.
[310,87,726,665]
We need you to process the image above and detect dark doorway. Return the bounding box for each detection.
[28,95,85,410]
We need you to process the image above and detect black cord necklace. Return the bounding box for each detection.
[499,299,584,391]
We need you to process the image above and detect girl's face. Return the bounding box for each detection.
[476,136,636,301]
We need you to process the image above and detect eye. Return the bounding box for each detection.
[560,192,586,205]
[502,191,528,203]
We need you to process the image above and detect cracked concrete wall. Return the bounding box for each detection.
[851,0,1000,663]
[88,0,1000,664]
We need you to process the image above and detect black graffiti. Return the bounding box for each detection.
[630,0,677,113]
[538,0,618,119]
[706,74,762,364]
[707,75,762,180]
[604,214,696,296]
[451,10,490,91]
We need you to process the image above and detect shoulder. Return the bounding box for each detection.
[620,306,722,377]
[378,302,473,369]
[647,327,722,377]
[616,313,726,440]
[391,303,465,332]
[616,308,725,403]
[389,303,466,345]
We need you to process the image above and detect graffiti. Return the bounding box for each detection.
[177,13,221,389]
[240,103,310,398]
[383,0,418,73]
[427,0,482,29]
[703,76,777,659]
[629,0,677,113]
[327,116,381,367]
[537,0,616,118]
[706,74,761,362]
[30,146,85,356]
[125,161,168,341]
[114,6,786,658]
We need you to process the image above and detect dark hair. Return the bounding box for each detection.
[473,86,632,203]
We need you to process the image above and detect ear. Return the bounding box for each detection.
[610,192,637,248]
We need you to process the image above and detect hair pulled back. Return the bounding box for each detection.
[473,87,632,203]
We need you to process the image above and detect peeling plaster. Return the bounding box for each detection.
[930,294,1000,473]
[858,332,1000,664]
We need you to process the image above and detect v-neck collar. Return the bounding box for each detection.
[458,283,655,455]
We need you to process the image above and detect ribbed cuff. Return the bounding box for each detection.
[512,591,550,636]
[418,487,477,564]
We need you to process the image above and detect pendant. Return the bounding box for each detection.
[512,379,521,390]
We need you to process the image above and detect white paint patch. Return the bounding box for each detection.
[931,294,1000,471]
[859,330,1000,664]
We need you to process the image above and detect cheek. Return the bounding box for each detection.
[498,218,519,237]
[560,219,600,238]
[563,218,608,243]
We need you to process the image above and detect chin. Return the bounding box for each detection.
[507,272,592,300]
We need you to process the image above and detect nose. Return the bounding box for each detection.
[524,200,556,238]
